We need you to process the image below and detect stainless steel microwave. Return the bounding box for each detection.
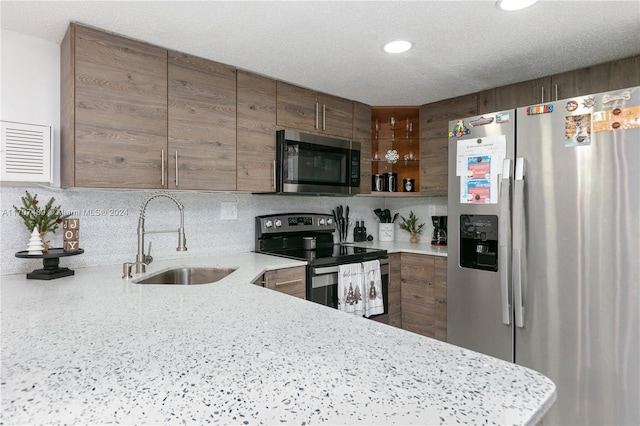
[276,130,360,195]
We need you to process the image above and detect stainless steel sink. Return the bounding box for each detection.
[134,267,237,285]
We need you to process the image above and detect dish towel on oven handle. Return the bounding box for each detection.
[362,260,384,317]
[337,263,365,316]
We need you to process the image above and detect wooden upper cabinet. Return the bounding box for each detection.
[61,23,168,188]
[551,55,640,99]
[420,94,477,196]
[353,101,372,195]
[478,77,551,114]
[276,82,317,132]
[236,70,277,192]
[167,51,237,191]
[276,81,353,139]
[318,92,354,139]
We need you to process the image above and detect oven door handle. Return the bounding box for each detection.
[310,258,389,275]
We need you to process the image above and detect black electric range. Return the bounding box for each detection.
[255,213,389,318]
[255,213,387,267]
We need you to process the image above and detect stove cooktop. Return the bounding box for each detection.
[260,244,387,267]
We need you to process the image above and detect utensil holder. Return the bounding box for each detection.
[378,223,394,242]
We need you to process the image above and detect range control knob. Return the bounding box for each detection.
[264,220,273,228]
[274,219,282,228]
[319,218,326,225]
[327,218,333,226]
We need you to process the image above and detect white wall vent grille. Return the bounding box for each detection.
[1,121,52,183]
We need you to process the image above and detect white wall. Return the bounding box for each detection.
[1,29,61,186]
[0,30,447,276]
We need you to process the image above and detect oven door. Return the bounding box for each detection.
[276,130,359,195]
[308,259,389,322]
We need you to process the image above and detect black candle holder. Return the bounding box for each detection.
[15,248,84,280]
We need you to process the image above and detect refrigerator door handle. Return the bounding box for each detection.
[512,157,526,328]
[499,159,512,325]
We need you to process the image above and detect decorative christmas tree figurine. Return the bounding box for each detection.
[27,227,45,255]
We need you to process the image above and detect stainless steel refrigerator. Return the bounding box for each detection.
[447,86,639,425]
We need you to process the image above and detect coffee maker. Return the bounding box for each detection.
[431,216,447,246]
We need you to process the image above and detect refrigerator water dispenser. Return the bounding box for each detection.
[459,215,498,271]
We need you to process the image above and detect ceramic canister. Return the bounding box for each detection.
[403,178,415,192]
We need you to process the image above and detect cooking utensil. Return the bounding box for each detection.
[383,209,391,223]
[345,206,349,240]
[373,208,384,222]
[392,213,399,223]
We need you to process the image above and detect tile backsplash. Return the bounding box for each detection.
[1,186,446,275]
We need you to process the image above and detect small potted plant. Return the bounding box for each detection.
[13,191,70,251]
[399,210,425,244]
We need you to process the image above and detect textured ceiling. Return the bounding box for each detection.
[2,1,639,106]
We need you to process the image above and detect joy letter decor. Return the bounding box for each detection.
[63,218,80,252]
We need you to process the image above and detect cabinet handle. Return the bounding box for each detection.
[275,278,303,287]
[541,86,545,103]
[555,84,558,101]
[175,150,179,187]
[322,104,326,131]
[315,102,319,129]
[161,149,165,186]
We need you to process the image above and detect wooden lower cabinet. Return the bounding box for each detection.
[259,266,306,299]
[400,253,447,341]
[434,255,447,341]
[388,253,402,328]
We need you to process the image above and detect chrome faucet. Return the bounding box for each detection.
[128,192,187,275]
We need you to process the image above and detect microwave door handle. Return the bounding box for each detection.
[272,160,276,190]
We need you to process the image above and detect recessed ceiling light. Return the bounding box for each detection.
[383,40,412,54]
[495,0,538,11]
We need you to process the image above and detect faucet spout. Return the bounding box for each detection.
[135,192,187,274]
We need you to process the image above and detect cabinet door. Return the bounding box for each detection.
[318,93,353,139]
[68,24,168,188]
[237,70,277,192]
[551,55,640,99]
[420,94,477,196]
[401,253,436,337]
[434,256,447,342]
[478,77,551,113]
[168,52,236,191]
[276,82,318,132]
[388,253,402,328]
[353,101,372,195]
[264,266,306,299]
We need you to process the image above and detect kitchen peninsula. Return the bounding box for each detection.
[1,252,555,425]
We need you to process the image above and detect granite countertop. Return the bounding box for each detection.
[1,252,554,425]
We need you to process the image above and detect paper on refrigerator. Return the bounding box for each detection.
[455,135,507,204]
